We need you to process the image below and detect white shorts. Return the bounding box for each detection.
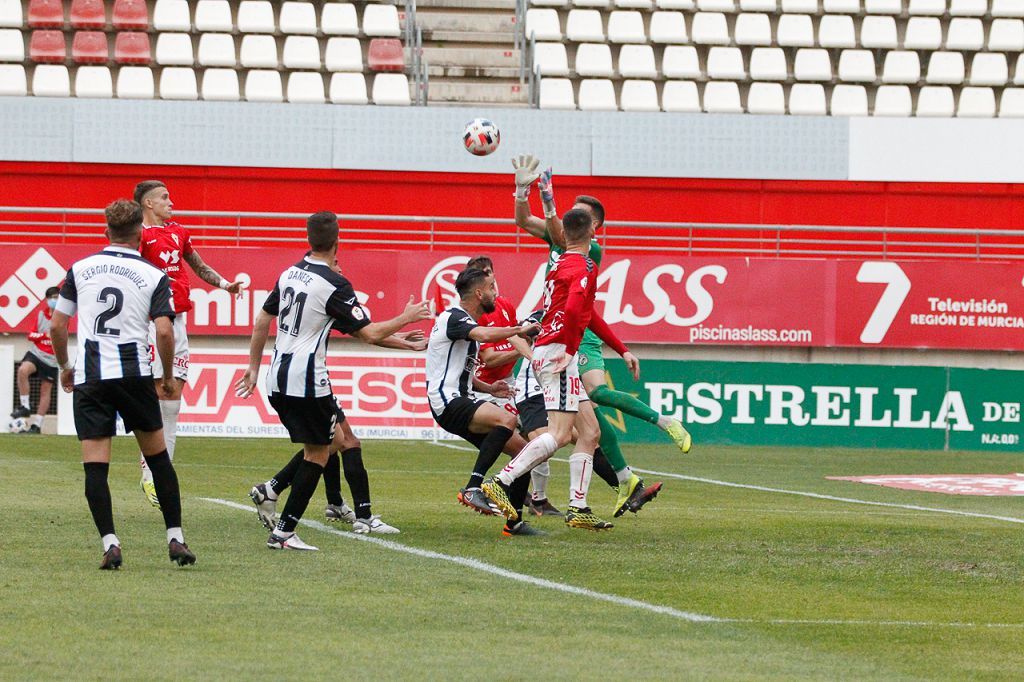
[532,343,582,413]
[487,392,520,417]
[149,313,190,382]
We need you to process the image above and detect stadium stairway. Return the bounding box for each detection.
[407,0,529,105]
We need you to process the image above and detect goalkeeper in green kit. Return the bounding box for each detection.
[512,155,693,515]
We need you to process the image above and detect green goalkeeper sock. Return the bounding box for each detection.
[595,407,630,473]
[590,384,660,426]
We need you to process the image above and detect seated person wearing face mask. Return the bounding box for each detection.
[12,286,61,434]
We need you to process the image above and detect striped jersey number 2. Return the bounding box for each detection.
[856,262,911,344]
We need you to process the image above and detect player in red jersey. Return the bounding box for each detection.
[133,180,246,506]
[482,208,631,530]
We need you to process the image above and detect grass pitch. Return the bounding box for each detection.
[1,434,1023,680]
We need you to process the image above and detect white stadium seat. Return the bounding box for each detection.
[926,51,965,85]
[950,0,986,16]
[526,9,562,40]
[620,79,659,110]
[746,82,785,113]
[860,16,898,49]
[539,77,575,109]
[287,71,325,104]
[75,66,113,98]
[794,48,831,81]
[908,0,945,15]
[697,0,735,10]
[159,66,198,100]
[707,46,745,79]
[781,0,818,13]
[838,50,875,82]
[830,84,868,115]
[904,18,942,50]
[969,53,1008,86]
[661,79,700,111]
[823,0,858,12]
[322,3,359,36]
[734,13,771,46]
[874,85,912,116]
[116,66,154,98]
[916,86,955,116]
[0,0,22,28]
[702,81,742,112]
[279,2,317,35]
[988,20,1024,51]
[156,33,194,66]
[575,0,611,8]
[882,51,921,83]
[946,18,984,51]
[363,5,401,37]
[329,72,367,104]
[240,35,279,68]
[999,88,1024,117]
[608,11,646,43]
[777,14,814,47]
[649,11,688,44]
[957,86,995,117]
[788,83,826,114]
[33,65,70,97]
[818,15,855,48]
[0,28,24,61]
[691,12,730,45]
[578,78,617,110]
[566,10,604,41]
[618,44,657,78]
[616,0,652,8]
[534,42,569,76]
[237,1,275,33]
[532,0,569,7]
[865,0,901,13]
[326,37,363,72]
[662,45,700,78]
[992,0,1024,18]
[0,64,26,95]
[202,68,240,100]
[750,47,787,80]
[740,0,776,8]
[245,69,283,102]
[195,1,233,32]
[657,0,695,8]
[283,36,321,69]
[575,43,614,77]
[154,0,191,31]
[198,34,236,67]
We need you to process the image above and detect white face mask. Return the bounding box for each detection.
[47,298,57,310]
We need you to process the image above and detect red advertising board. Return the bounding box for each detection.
[3,244,1022,350]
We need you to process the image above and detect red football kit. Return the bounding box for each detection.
[476,295,519,384]
[535,252,627,356]
[139,221,194,313]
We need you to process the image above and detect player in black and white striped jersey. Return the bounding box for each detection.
[50,199,196,570]
[235,211,431,551]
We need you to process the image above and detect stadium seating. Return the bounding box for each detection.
[194,1,233,32]
[29,30,66,63]
[280,2,318,35]
[283,35,322,70]
[371,73,411,105]
[153,0,191,31]
[0,28,23,61]
[116,65,153,97]
[329,72,368,104]
[326,37,364,72]
[202,67,240,100]
[0,1,23,29]
[115,31,151,64]
[237,1,275,34]
[72,31,109,64]
[747,82,784,113]
[156,33,194,66]
[33,64,70,96]
[576,43,614,77]
[28,0,64,29]
[579,78,617,109]
[620,79,659,110]
[619,45,657,78]
[539,77,575,108]
[322,4,359,35]
[75,65,113,97]
[287,71,325,103]
[363,5,400,38]
[0,63,26,94]
[661,79,699,111]
[367,38,404,72]
[198,33,235,67]
[71,0,106,29]
[160,66,198,99]
[240,35,278,68]
[112,0,148,30]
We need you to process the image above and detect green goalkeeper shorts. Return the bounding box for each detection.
[576,329,605,376]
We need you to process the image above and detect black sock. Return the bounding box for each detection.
[276,459,324,534]
[83,462,115,538]
[144,450,182,530]
[509,472,531,519]
[466,426,514,490]
[270,451,304,495]
[323,453,345,507]
[593,448,620,490]
[341,447,372,520]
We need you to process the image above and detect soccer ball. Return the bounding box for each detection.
[7,417,27,434]
[463,118,500,156]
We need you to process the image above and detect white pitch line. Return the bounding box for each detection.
[202,497,1024,630]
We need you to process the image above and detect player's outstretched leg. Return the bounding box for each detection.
[590,384,691,453]
[143,448,195,566]
[268,452,324,551]
[84,461,122,569]
[250,450,304,529]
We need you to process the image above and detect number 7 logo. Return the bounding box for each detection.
[856,262,911,344]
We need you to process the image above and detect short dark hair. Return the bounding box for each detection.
[307,211,339,251]
[45,286,60,298]
[574,195,605,227]
[456,268,490,298]
[105,199,144,242]
[465,255,493,272]
[133,180,167,206]
[561,208,592,242]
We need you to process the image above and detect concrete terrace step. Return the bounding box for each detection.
[409,10,516,34]
[427,78,529,104]
[426,64,522,78]
[417,46,521,67]
[420,29,515,42]
[414,0,516,9]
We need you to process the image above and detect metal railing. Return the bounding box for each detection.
[404,0,428,106]
[1,206,1022,261]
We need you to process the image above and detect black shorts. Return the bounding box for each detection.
[73,377,162,441]
[269,393,338,445]
[21,351,57,383]
[431,397,487,448]
[517,394,548,436]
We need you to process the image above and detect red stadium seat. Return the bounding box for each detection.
[367,38,405,72]
[28,0,65,28]
[112,0,149,30]
[72,30,108,63]
[29,30,66,62]
[70,0,106,28]
[114,32,151,64]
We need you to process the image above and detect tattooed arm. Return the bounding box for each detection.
[184,250,246,295]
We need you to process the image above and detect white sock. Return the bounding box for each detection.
[264,481,279,501]
[31,414,43,427]
[657,415,672,430]
[568,452,594,510]
[167,527,184,544]
[19,394,29,410]
[102,533,120,551]
[497,433,558,486]
[530,460,551,501]
[615,466,633,486]
[159,400,181,460]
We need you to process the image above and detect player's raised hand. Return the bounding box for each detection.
[623,351,641,381]
[538,167,555,203]
[224,280,247,299]
[60,368,74,393]
[402,296,432,322]
[512,154,541,200]
[234,368,258,398]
